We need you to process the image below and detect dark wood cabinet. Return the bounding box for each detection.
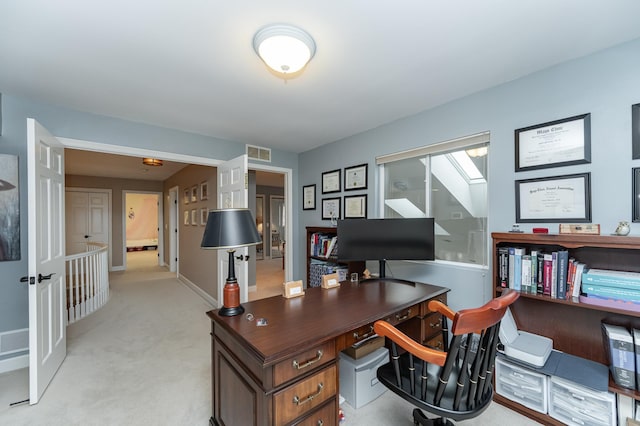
[492,232,640,424]
[306,226,364,287]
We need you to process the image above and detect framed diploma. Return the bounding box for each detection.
[515,113,591,172]
[633,168,640,222]
[322,169,341,194]
[344,194,367,219]
[515,173,591,223]
[344,163,368,191]
[633,104,640,159]
[322,197,341,220]
[302,184,316,210]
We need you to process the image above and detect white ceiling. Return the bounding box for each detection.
[2,1,640,154]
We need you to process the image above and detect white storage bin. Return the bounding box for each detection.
[339,346,389,409]
[495,356,548,414]
[548,376,615,426]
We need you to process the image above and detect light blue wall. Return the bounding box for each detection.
[0,94,299,342]
[298,37,640,312]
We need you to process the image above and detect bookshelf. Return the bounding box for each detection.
[492,232,640,424]
[306,226,365,287]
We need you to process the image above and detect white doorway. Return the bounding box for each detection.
[65,188,112,268]
[168,187,179,274]
[123,191,162,270]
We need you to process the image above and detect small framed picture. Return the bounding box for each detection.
[200,181,209,200]
[633,168,640,222]
[344,164,368,191]
[344,194,367,218]
[191,209,198,226]
[200,208,208,225]
[633,104,640,159]
[303,184,316,210]
[322,197,341,220]
[184,188,190,205]
[322,169,341,194]
[191,186,198,203]
[184,210,190,225]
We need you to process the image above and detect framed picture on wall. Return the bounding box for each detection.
[633,104,640,159]
[633,168,640,222]
[184,210,190,225]
[0,154,20,261]
[322,169,341,194]
[191,186,198,203]
[515,113,591,172]
[200,208,208,226]
[344,194,367,218]
[184,188,190,205]
[515,172,591,223]
[191,209,198,226]
[200,182,209,200]
[344,164,368,191]
[322,197,341,220]
[303,184,316,210]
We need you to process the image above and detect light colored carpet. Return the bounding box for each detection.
[0,251,540,425]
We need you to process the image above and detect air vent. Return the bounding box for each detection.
[246,145,271,162]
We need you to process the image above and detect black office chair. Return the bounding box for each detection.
[374,290,519,425]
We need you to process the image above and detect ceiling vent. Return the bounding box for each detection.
[246,145,271,162]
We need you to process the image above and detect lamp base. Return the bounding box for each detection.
[218,304,245,317]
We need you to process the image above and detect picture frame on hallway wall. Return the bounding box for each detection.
[515,113,591,172]
[200,181,209,200]
[191,186,198,203]
[200,208,208,226]
[632,104,640,159]
[184,210,190,225]
[0,154,20,261]
[191,209,198,226]
[515,172,591,223]
[184,188,190,205]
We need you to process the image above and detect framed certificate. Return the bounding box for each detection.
[515,173,591,223]
[322,197,341,220]
[633,104,640,159]
[344,194,367,218]
[515,113,591,172]
[302,184,316,210]
[322,169,341,194]
[634,168,640,222]
[344,163,368,191]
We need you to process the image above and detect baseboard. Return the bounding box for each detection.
[178,275,217,308]
[111,265,125,272]
[0,353,28,374]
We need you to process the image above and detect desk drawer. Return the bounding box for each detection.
[274,341,336,387]
[274,364,337,426]
[423,333,444,351]
[424,311,444,334]
[381,304,419,326]
[294,399,336,426]
[343,324,376,348]
[420,293,447,317]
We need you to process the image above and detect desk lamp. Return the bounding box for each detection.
[201,208,261,316]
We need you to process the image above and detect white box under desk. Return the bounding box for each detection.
[548,376,615,426]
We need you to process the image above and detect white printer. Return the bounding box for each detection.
[499,307,553,368]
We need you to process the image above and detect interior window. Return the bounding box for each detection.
[379,137,488,266]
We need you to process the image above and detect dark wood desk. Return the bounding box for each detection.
[207,279,449,426]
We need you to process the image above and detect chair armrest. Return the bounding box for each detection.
[374,321,447,367]
[427,299,455,321]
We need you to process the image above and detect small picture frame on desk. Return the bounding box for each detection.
[321,273,340,289]
[283,280,305,298]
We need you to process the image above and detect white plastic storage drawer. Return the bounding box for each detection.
[548,376,615,426]
[495,356,547,414]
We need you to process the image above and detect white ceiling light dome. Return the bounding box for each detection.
[253,24,316,76]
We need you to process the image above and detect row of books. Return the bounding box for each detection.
[581,269,640,304]
[309,232,338,258]
[602,323,640,391]
[497,247,586,300]
[309,260,347,288]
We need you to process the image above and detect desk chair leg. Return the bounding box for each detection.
[412,409,454,426]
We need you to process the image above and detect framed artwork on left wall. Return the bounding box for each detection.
[0,154,20,261]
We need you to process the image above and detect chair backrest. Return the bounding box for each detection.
[374,290,519,420]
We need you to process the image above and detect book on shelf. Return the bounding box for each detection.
[602,323,636,390]
[542,253,553,296]
[550,252,557,299]
[513,248,524,291]
[634,329,640,391]
[536,253,544,294]
[582,269,640,290]
[498,247,509,288]
[583,284,640,303]
[571,262,586,300]
[508,247,515,289]
[521,254,531,294]
[530,250,538,295]
[556,250,569,300]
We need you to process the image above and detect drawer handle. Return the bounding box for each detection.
[353,326,374,341]
[317,421,323,426]
[292,350,323,370]
[429,318,442,328]
[395,308,411,321]
[292,382,324,406]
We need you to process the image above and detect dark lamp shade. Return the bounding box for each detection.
[201,208,261,249]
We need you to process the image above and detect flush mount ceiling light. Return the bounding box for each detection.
[142,158,163,166]
[253,24,316,78]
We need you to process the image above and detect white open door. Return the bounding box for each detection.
[217,155,249,305]
[26,118,67,404]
